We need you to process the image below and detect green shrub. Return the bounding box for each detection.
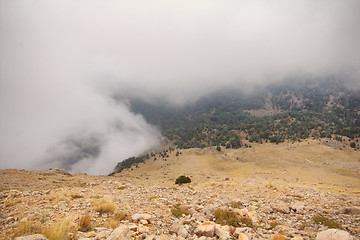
[213,209,239,227]
[312,215,342,229]
[175,175,191,185]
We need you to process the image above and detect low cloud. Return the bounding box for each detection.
[0,0,359,174]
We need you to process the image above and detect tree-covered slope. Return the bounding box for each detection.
[126,76,359,150]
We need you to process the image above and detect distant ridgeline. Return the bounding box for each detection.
[126,76,360,149]
[112,76,360,174]
[111,149,175,174]
[111,155,148,175]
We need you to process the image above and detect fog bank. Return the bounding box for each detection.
[1,0,359,174]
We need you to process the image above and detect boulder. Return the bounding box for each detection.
[215,224,231,240]
[340,206,360,215]
[178,227,188,238]
[194,221,216,237]
[270,235,288,240]
[289,201,305,213]
[15,234,48,240]
[272,203,290,214]
[131,213,152,222]
[316,229,355,240]
[107,225,131,240]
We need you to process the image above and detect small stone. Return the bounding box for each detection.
[138,225,149,234]
[195,205,204,212]
[261,206,273,214]
[238,233,249,240]
[272,203,290,214]
[131,213,152,222]
[290,201,305,213]
[178,227,188,238]
[270,235,288,240]
[140,219,148,225]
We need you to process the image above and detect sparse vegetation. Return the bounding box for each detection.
[107,211,127,229]
[213,209,239,227]
[171,204,191,217]
[93,200,115,215]
[312,215,342,229]
[13,218,75,240]
[239,216,255,229]
[90,195,103,199]
[71,194,83,199]
[13,219,42,238]
[43,220,75,240]
[230,201,242,209]
[175,175,191,185]
[148,196,159,201]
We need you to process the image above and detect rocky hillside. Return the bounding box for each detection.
[1,140,360,240]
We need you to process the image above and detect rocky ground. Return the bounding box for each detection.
[1,139,359,240]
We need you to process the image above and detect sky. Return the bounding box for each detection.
[1,0,359,174]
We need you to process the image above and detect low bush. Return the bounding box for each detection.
[312,215,342,229]
[175,175,191,185]
[43,220,75,240]
[71,194,83,199]
[171,204,191,217]
[213,209,239,227]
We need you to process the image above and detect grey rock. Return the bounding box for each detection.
[316,229,355,240]
[340,206,360,215]
[272,203,290,214]
[107,225,131,240]
[178,227,188,238]
[290,201,305,213]
[15,234,48,240]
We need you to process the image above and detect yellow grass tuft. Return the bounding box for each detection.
[106,211,126,229]
[13,219,42,238]
[78,215,92,232]
[93,200,115,215]
[42,220,75,240]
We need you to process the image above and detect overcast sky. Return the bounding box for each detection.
[1,0,359,174]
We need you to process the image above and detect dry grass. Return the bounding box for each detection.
[93,200,115,215]
[269,220,281,229]
[43,220,75,240]
[47,189,69,203]
[230,201,242,209]
[13,219,42,238]
[78,215,92,232]
[106,211,127,229]
[5,198,22,207]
